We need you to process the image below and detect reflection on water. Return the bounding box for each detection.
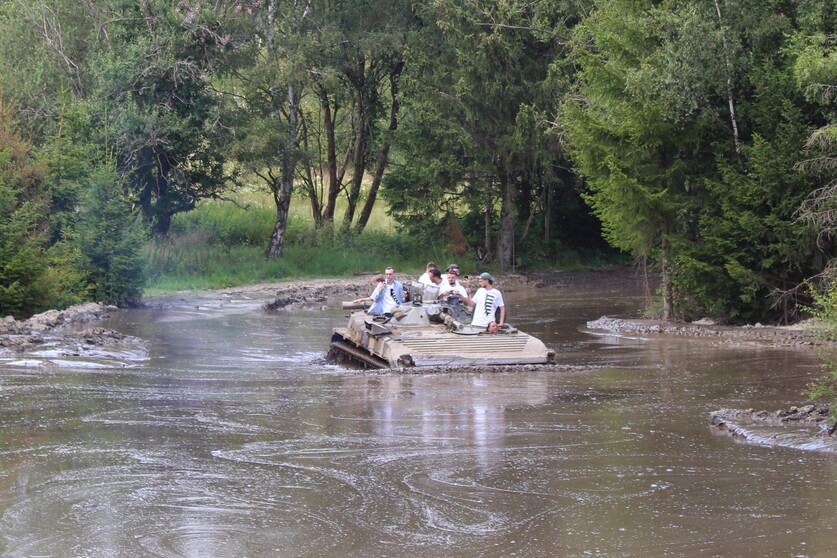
[0,286,835,557]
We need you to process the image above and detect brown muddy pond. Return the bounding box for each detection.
[0,283,834,557]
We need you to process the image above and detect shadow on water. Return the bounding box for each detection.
[0,284,835,557]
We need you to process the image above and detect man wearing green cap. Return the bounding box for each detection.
[466,272,505,328]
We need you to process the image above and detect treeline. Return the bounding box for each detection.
[0,0,835,323]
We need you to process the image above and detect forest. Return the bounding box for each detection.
[0,0,836,325]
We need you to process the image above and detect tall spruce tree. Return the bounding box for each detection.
[564,0,710,319]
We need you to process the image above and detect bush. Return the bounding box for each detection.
[168,199,275,246]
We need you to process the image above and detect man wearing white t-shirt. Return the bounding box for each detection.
[417,262,439,286]
[438,270,468,302]
[421,268,444,301]
[466,272,505,328]
[367,267,405,315]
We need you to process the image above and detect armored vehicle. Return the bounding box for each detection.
[329,283,555,368]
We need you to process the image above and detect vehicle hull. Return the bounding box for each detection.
[330,309,555,368]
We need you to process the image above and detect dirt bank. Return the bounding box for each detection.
[586,317,823,347]
[0,302,138,358]
[711,405,834,432]
[256,266,651,311]
[710,406,836,452]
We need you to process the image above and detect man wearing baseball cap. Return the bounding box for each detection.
[465,272,505,328]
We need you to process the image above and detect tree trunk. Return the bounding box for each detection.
[266,193,291,258]
[544,181,553,254]
[355,60,403,233]
[263,0,305,258]
[355,143,388,233]
[484,190,493,259]
[661,220,674,321]
[299,113,322,227]
[342,58,367,230]
[320,87,340,223]
[150,155,172,235]
[713,0,741,153]
[266,82,300,259]
[521,186,547,241]
[498,172,516,270]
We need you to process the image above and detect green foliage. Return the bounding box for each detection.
[564,0,713,321]
[566,0,837,323]
[382,98,477,242]
[792,33,837,250]
[803,280,837,423]
[44,98,101,243]
[74,166,147,306]
[168,199,276,247]
[393,0,588,269]
[673,43,834,322]
[87,1,234,235]
[0,98,52,318]
[144,190,430,289]
[42,240,89,309]
[146,226,430,291]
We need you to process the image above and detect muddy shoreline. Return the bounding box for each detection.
[710,406,836,454]
[586,316,823,347]
[0,302,136,358]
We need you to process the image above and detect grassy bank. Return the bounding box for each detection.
[144,194,435,291]
[144,193,621,292]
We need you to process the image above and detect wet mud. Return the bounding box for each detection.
[587,317,822,347]
[710,405,837,452]
[0,302,146,363]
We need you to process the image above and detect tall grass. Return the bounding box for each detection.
[144,191,623,292]
[144,193,440,291]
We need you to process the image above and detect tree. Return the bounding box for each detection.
[563,0,827,322]
[93,0,234,235]
[388,0,585,269]
[0,96,51,318]
[74,164,146,306]
[795,33,837,250]
[794,30,837,414]
[382,96,479,247]
[676,61,826,323]
[670,1,835,323]
[215,0,312,259]
[564,0,709,319]
[803,280,837,432]
[288,0,414,234]
[1,0,235,236]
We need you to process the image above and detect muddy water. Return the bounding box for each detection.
[0,285,835,558]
